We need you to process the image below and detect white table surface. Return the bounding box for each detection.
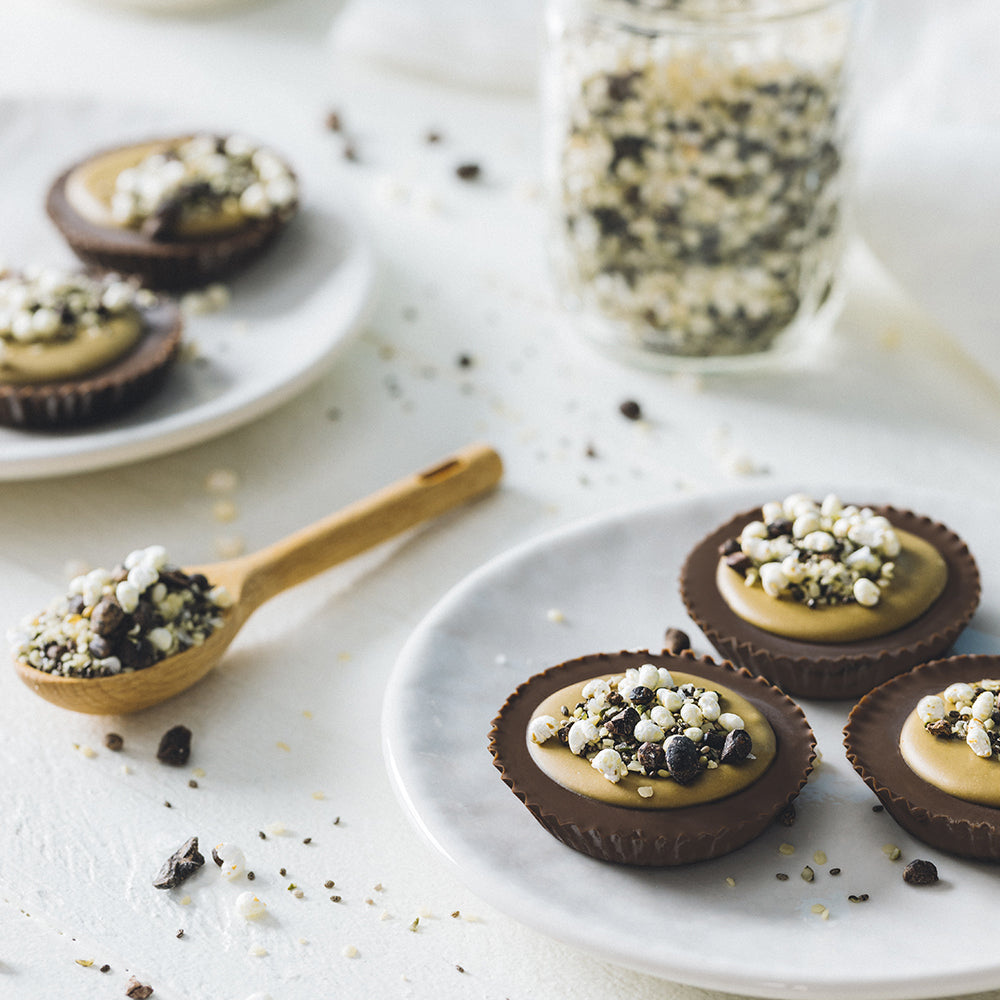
[2,2,1000,998]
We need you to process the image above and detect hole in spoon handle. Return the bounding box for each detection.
[418,442,501,486]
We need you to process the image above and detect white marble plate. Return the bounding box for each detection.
[384,486,1000,1000]
[0,98,376,480]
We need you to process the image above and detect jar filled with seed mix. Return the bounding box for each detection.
[543,0,866,367]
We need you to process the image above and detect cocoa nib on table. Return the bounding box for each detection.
[156,725,192,767]
[152,836,204,890]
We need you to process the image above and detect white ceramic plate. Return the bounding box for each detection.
[0,99,376,480]
[384,486,1000,1000]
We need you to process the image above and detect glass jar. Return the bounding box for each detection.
[543,0,866,369]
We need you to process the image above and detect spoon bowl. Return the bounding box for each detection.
[14,442,502,715]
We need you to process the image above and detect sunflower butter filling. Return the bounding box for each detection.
[716,493,948,643]
[63,133,297,241]
[527,667,775,809]
[900,680,1000,808]
[0,267,152,383]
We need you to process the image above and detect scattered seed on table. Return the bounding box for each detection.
[829,868,842,876]
[872,804,884,813]
[455,163,481,181]
[801,866,815,883]
[882,844,901,861]
[775,873,789,881]
[325,880,335,889]
[848,893,870,903]
[619,399,642,421]
[903,859,939,885]
[778,843,795,856]
[104,733,124,752]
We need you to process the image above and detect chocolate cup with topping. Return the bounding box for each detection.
[46,138,297,290]
[844,654,1000,860]
[0,299,182,429]
[489,649,816,867]
[680,505,980,701]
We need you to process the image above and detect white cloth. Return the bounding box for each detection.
[329,0,542,94]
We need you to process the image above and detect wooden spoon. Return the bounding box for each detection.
[14,442,503,715]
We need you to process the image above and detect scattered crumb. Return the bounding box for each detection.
[725,876,736,888]
[546,608,565,624]
[813,850,827,865]
[343,945,359,959]
[311,791,325,800]
[455,163,481,181]
[213,534,245,559]
[211,499,239,523]
[248,945,268,957]
[618,399,642,421]
[882,844,901,861]
[811,903,831,920]
[778,843,796,856]
[276,741,291,753]
[204,468,239,495]
[75,958,94,967]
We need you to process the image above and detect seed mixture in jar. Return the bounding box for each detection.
[11,545,232,678]
[529,662,754,787]
[547,0,852,357]
[720,493,901,609]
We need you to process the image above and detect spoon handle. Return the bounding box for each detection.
[229,442,503,612]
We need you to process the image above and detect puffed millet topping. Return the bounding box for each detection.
[10,545,231,678]
[918,679,1000,759]
[530,666,752,790]
[110,133,298,236]
[0,265,152,346]
[720,493,901,608]
[235,892,268,920]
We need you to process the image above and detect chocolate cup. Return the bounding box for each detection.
[0,300,182,429]
[844,654,1000,860]
[46,143,296,290]
[680,505,980,701]
[488,649,816,867]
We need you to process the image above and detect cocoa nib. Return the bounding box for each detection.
[126,976,154,998]
[156,725,192,766]
[153,836,205,890]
